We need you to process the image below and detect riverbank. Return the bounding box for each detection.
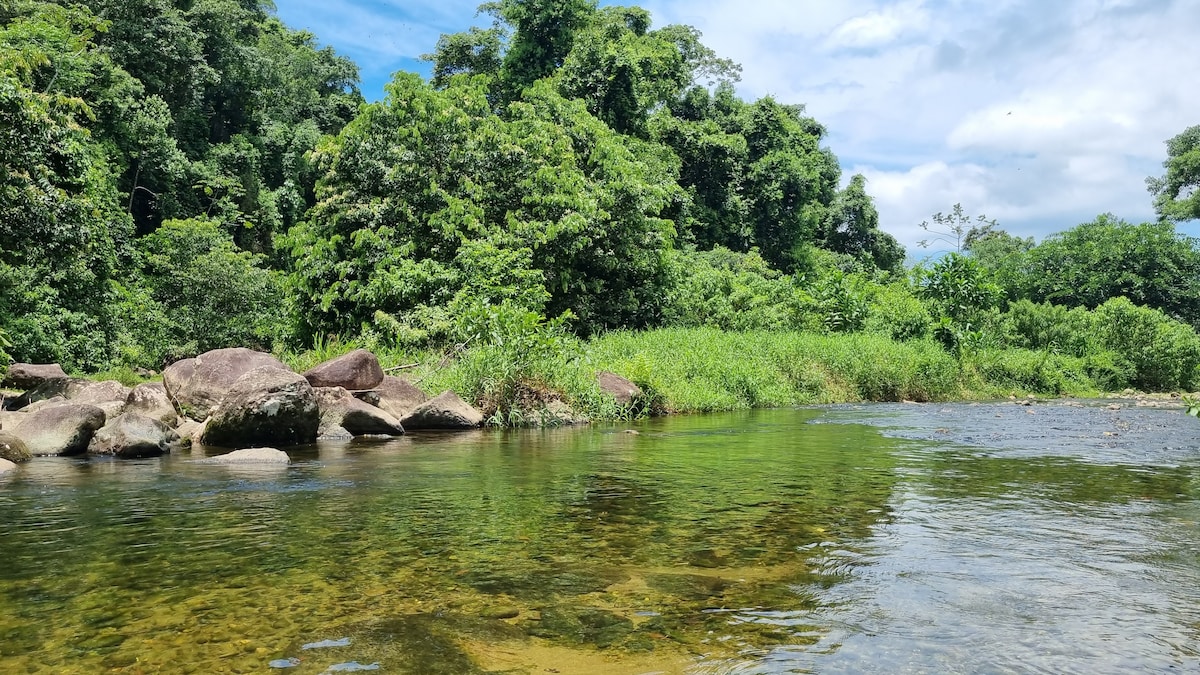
[279,328,1194,426]
[70,327,1197,428]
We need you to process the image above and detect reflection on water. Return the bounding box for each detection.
[0,403,1197,673]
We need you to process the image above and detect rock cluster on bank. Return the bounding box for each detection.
[0,347,492,464]
[0,349,647,473]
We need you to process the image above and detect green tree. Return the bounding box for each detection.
[915,253,1002,352]
[487,0,597,99]
[964,225,1034,302]
[0,1,134,369]
[654,84,841,271]
[821,174,904,273]
[120,218,284,366]
[284,73,680,342]
[1022,215,1200,328]
[1148,124,1200,223]
[917,203,996,253]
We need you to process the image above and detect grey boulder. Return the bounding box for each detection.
[200,366,319,448]
[125,382,178,427]
[88,413,178,459]
[0,431,31,462]
[2,363,68,390]
[402,391,484,429]
[164,348,289,421]
[370,376,428,421]
[202,447,290,465]
[597,371,643,406]
[8,377,91,410]
[316,387,404,437]
[73,380,131,419]
[8,404,106,456]
[0,458,16,475]
[303,349,384,391]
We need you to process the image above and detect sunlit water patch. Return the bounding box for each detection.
[0,404,1197,673]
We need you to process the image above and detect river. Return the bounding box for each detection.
[0,401,1197,673]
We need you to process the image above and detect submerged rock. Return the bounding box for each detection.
[202,447,290,464]
[201,367,319,448]
[0,458,16,475]
[0,431,30,462]
[303,349,384,391]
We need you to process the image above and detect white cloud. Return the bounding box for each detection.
[639,0,1200,249]
[826,1,929,50]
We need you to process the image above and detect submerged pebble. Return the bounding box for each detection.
[302,637,352,650]
[323,662,380,673]
[269,657,302,668]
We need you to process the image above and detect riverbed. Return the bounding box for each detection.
[0,401,1197,673]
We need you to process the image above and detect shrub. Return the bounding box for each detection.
[118,218,285,367]
[1092,297,1200,391]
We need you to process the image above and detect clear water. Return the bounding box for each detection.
[0,402,1197,673]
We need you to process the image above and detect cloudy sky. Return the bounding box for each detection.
[274,0,1200,252]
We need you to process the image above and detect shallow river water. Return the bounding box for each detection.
[1,401,1198,674]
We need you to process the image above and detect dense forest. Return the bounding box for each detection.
[4,0,1200,412]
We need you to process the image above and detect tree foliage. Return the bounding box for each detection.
[1148,124,1200,223]
[1021,215,1200,328]
[285,74,680,343]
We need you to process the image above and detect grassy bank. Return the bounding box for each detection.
[72,327,1194,427]
[282,328,965,425]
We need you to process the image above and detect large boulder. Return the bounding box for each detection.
[72,380,131,419]
[200,366,319,448]
[402,391,484,429]
[8,404,106,456]
[201,447,290,465]
[164,348,289,421]
[315,387,404,438]
[7,377,91,410]
[0,458,16,475]
[88,413,178,459]
[370,376,428,421]
[303,349,384,391]
[2,363,68,390]
[125,382,178,427]
[20,396,68,414]
[597,372,643,406]
[0,431,31,462]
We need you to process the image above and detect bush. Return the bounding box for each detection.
[966,348,1094,395]
[1000,300,1093,356]
[662,247,813,332]
[1092,297,1200,391]
[586,328,961,413]
[864,282,932,341]
[117,219,285,367]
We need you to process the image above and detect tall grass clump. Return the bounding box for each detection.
[586,328,960,414]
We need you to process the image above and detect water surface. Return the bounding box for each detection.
[0,402,1197,673]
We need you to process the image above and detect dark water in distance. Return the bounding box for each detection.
[0,401,1198,674]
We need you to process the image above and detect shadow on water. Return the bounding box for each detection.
[0,403,1198,673]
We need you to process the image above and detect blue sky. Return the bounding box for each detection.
[274,0,1200,252]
